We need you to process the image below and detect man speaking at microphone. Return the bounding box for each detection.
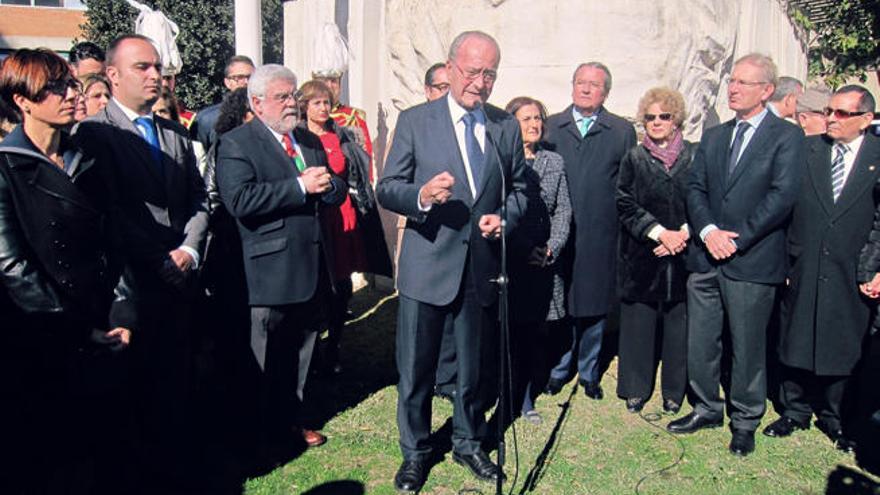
[377,30,528,493]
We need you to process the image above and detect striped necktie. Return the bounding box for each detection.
[831,143,849,202]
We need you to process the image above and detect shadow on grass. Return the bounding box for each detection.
[305,287,400,429]
[517,383,578,494]
[301,479,366,494]
[180,287,398,494]
[825,465,880,494]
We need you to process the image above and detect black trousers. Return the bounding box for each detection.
[433,315,457,393]
[616,300,687,404]
[396,265,497,461]
[250,282,327,437]
[687,270,776,431]
[779,365,850,431]
[130,294,193,474]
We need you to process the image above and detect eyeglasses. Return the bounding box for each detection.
[41,77,82,98]
[644,113,673,122]
[226,74,251,83]
[268,91,297,104]
[726,77,769,88]
[429,82,450,92]
[823,107,867,119]
[451,60,497,83]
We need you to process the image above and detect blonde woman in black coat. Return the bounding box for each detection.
[615,87,695,414]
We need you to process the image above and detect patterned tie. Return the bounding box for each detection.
[134,116,163,173]
[728,121,750,176]
[462,111,484,193]
[282,133,306,172]
[831,143,849,202]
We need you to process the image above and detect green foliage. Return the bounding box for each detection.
[262,0,284,65]
[80,0,283,110]
[791,0,880,88]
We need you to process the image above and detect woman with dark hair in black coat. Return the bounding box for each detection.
[616,87,696,415]
[0,48,130,493]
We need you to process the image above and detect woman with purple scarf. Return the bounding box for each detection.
[615,87,696,414]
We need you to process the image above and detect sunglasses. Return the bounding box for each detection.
[41,77,82,98]
[823,107,867,119]
[644,113,673,122]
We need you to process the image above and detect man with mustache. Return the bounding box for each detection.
[768,85,878,453]
[75,33,209,485]
[216,64,346,457]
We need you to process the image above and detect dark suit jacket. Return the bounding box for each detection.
[215,118,346,306]
[686,111,804,284]
[377,98,528,307]
[783,133,880,375]
[189,102,221,149]
[75,99,209,322]
[545,105,636,317]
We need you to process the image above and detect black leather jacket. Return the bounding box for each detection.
[0,126,123,331]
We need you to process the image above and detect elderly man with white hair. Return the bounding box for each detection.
[215,63,346,456]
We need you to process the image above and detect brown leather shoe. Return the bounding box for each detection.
[302,428,327,447]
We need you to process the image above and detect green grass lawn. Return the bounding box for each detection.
[241,287,880,495]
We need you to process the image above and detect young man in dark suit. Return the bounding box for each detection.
[75,33,209,483]
[543,62,636,400]
[215,64,346,455]
[766,85,879,453]
[668,53,805,457]
[377,30,527,493]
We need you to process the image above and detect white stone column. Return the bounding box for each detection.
[234,0,262,65]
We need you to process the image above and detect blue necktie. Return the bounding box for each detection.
[462,111,484,193]
[134,116,163,173]
[728,121,750,176]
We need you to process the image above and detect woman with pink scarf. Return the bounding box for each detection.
[615,87,696,415]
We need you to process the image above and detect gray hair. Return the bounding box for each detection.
[769,76,803,102]
[836,84,876,113]
[572,62,613,94]
[247,64,298,110]
[447,31,501,64]
[733,53,778,88]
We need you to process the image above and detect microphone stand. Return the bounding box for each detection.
[486,127,510,495]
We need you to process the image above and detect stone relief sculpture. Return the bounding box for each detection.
[382,0,802,140]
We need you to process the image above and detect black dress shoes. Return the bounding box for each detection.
[544,377,566,395]
[394,460,427,493]
[816,419,857,453]
[729,429,756,456]
[452,450,506,482]
[626,397,646,413]
[762,416,808,438]
[667,411,723,434]
[662,399,681,415]
[580,380,603,400]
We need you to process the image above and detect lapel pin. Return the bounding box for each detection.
[871,165,876,171]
